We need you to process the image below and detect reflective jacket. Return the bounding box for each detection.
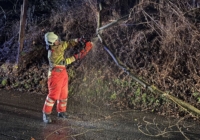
[48,40,78,70]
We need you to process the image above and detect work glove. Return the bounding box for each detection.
[77,34,91,43]
[74,38,82,43]
[74,41,93,60]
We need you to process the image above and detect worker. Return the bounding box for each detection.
[43,32,93,123]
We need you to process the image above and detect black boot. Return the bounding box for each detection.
[43,113,52,123]
[57,112,67,118]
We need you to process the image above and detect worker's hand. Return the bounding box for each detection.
[78,37,83,42]
[79,34,91,43]
[74,38,82,43]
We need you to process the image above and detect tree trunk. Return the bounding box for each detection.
[17,0,28,72]
[19,0,28,52]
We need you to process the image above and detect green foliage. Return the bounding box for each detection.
[113,78,136,88]
[68,86,76,97]
[24,83,30,89]
[142,93,147,103]
[1,78,7,86]
[110,92,117,100]
[192,92,200,103]
[198,97,200,104]
[192,92,200,97]
[68,68,76,79]
[1,64,9,72]
[13,82,19,88]
[112,78,161,108]
[20,51,26,56]
[135,87,140,96]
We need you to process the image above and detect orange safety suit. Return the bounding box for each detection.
[43,39,93,114]
[43,40,79,114]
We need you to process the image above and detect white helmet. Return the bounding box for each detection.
[44,32,58,45]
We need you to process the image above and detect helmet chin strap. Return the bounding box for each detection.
[46,44,50,50]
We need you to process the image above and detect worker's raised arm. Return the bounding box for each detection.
[62,38,81,50]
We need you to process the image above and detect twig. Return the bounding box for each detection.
[0,6,6,20]
[138,116,191,138]
[44,125,103,140]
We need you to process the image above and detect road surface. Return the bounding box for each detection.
[0,89,200,140]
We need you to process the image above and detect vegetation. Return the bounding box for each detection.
[0,0,200,120]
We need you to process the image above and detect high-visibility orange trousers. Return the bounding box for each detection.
[43,66,68,114]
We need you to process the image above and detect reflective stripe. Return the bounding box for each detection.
[54,65,65,67]
[45,102,54,106]
[66,56,75,65]
[55,55,64,64]
[48,70,52,78]
[57,99,68,107]
[60,103,67,107]
[60,99,68,102]
[46,97,55,102]
[57,99,67,103]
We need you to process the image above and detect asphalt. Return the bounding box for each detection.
[0,89,200,140]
